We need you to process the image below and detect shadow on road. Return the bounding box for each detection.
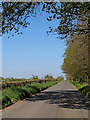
[26,90,90,110]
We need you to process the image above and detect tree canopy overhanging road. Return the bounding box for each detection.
[2,2,90,38]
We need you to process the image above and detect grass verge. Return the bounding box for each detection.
[1,80,62,109]
[68,80,90,100]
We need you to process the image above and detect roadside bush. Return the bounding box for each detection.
[2,96,12,108]
[86,92,90,99]
[31,83,41,92]
[22,86,37,97]
[69,80,90,100]
[79,86,90,98]
[69,80,84,89]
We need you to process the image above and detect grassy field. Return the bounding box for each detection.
[69,80,90,100]
[1,80,62,109]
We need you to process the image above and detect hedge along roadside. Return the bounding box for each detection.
[1,80,63,109]
[1,79,58,90]
[68,80,90,100]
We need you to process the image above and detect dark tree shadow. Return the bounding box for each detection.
[26,90,90,110]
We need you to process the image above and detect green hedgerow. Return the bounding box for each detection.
[86,92,90,99]
[69,80,90,100]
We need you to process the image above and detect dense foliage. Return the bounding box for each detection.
[69,80,90,99]
[69,80,85,89]
[2,2,90,39]
[79,86,90,99]
[62,34,89,83]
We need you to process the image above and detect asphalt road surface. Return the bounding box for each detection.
[2,81,89,119]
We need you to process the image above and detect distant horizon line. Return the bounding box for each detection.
[0,75,65,79]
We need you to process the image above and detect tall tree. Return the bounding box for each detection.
[62,34,88,83]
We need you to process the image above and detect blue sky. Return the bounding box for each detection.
[2,10,66,79]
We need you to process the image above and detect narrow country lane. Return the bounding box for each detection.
[2,81,89,119]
